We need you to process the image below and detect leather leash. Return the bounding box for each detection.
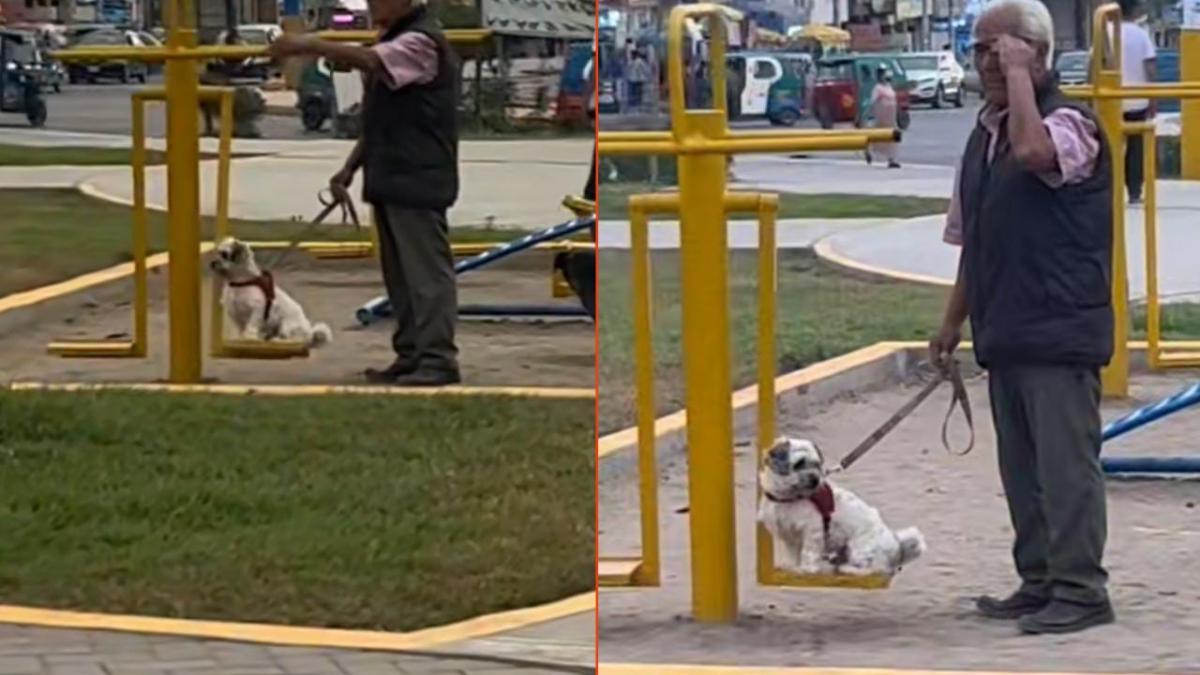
[828,358,975,475]
[260,188,363,271]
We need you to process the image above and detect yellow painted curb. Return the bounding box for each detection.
[0,591,594,652]
[600,662,1142,667]
[7,381,595,400]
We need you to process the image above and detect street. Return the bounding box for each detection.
[0,77,312,140]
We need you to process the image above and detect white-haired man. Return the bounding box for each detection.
[271,0,462,387]
[929,0,1115,634]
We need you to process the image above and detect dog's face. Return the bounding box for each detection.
[760,437,826,500]
[210,237,256,278]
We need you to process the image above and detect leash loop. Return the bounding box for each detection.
[831,357,975,474]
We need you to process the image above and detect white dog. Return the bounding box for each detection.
[209,237,332,347]
[758,436,924,578]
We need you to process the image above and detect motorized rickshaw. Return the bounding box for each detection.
[0,30,48,127]
[725,51,812,126]
[811,53,910,131]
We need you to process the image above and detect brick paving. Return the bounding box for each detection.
[0,625,593,675]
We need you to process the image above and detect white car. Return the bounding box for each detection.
[897,50,964,108]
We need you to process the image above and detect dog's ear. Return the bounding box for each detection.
[232,240,250,261]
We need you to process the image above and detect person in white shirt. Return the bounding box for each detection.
[1119,0,1157,203]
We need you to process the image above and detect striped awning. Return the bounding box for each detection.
[481,0,595,39]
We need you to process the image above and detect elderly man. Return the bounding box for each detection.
[270,0,461,386]
[929,0,1115,634]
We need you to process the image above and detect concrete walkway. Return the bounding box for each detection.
[0,130,591,229]
[724,156,1200,300]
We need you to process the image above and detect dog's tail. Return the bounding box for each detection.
[895,526,926,566]
[308,322,333,348]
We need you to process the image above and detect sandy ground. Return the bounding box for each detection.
[0,252,594,388]
[599,370,1200,672]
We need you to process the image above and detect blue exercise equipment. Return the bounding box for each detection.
[458,304,589,318]
[355,214,596,326]
[1101,381,1200,475]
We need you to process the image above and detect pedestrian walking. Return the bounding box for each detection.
[1117,0,1157,204]
[930,0,1115,635]
[866,65,901,169]
[270,0,462,387]
[627,49,651,111]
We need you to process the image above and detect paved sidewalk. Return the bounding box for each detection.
[0,130,591,229]
[731,158,1200,302]
[0,616,594,674]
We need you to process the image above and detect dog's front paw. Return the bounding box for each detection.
[797,558,836,576]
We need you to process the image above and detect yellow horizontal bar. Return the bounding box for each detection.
[628,191,771,215]
[316,29,492,45]
[237,241,592,255]
[133,86,233,103]
[47,340,139,358]
[598,558,646,587]
[215,340,310,359]
[1124,121,1155,134]
[1064,84,1200,99]
[764,569,891,590]
[601,136,883,156]
[1155,351,1200,366]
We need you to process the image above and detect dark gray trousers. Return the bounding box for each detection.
[374,204,459,374]
[988,365,1108,605]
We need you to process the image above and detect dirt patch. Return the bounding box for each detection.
[0,252,593,388]
[600,370,1200,672]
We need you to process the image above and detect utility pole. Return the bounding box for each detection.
[921,0,930,50]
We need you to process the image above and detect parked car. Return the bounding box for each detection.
[3,29,64,92]
[896,50,963,108]
[64,29,151,84]
[1055,50,1090,86]
[811,54,912,130]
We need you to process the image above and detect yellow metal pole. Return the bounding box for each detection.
[1183,31,1200,180]
[1094,3,1129,397]
[131,95,148,358]
[677,111,737,623]
[164,23,204,383]
[755,193,778,585]
[1143,125,1160,368]
[210,91,234,358]
[630,198,661,587]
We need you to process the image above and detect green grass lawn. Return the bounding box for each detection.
[0,144,248,167]
[0,189,546,298]
[598,183,950,221]
[598,248,1200,434]
[0,390,594,630]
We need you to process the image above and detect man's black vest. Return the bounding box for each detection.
[361,7,460,208]
[960,84,1114,368]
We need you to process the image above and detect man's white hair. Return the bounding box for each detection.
[974,0,1056,69]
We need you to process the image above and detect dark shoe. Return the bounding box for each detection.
[976,589,1050,619]
[391,368,462,387]
[1017,599,1114,635]
[888,161,902,169]
[364,360,417,383]
[1129,195,1143,205]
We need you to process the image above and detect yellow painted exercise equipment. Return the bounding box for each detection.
[1061,3,1200,397]
[597,3,893,623]
[52,15,493,383]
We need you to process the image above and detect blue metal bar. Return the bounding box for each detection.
[458,304,589,317]
[1102,382,1200,441]
[355,215,596,326]
[1101,381,1200,476]
[1101,457,1200,474]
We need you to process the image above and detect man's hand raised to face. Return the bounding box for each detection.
[994,34,1039,76]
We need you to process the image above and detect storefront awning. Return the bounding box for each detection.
[481,0,595,39]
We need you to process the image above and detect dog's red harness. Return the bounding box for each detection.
[766,483,835,536]
[228,271,275,322]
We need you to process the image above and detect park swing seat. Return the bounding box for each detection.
[757,360,975,591]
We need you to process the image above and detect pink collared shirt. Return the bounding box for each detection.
[371,32,439,89]
[943,105,1101,246]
